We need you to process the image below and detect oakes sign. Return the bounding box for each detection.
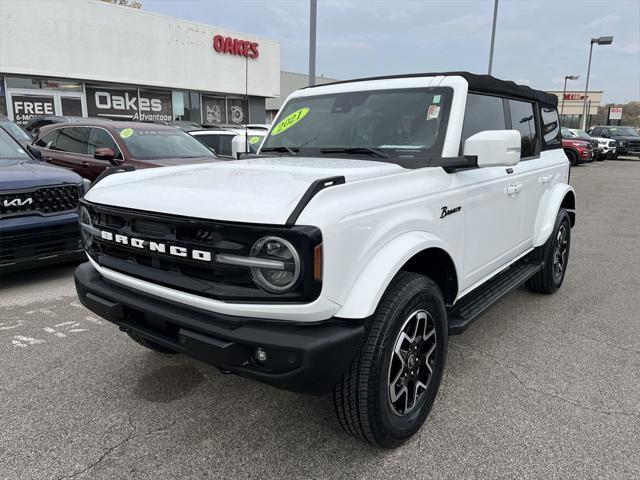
[212,35,259,59]
[86,87,172,122]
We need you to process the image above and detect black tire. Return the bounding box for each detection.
[565,149,578,166]
[526,209,571,294]
[126,331,179,354]
[332,272,448,448]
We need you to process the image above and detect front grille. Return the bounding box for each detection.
[83,203,322,303]
[0,185,80,218]
[0,223,82,266]
[628,140,640,150]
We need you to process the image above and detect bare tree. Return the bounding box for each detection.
[101,0,142,8]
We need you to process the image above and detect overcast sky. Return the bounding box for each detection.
[143,0,640,103]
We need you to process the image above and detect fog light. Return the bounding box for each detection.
[253,347,268,364]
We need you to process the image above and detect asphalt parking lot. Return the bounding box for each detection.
[1,158,639,479]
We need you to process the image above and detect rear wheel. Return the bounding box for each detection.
[332,272,447,448]
[127,331,179,354]
[526,209,571,294]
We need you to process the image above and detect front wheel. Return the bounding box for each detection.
[332,272,448,448]
[565,149,578,166]
[526,209,571,294]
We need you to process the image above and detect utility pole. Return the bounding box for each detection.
[309,0,317,86]
[580,36,613,130]
[488,0,498,75]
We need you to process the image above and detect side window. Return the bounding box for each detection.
[460,93,506,150]
[218,135,234,156]
[508,99,539,158]
[35,129,60,149]
[54,127,89,154]
[88,128,122,159]
[195,134,220,153]
[541,106,561,147]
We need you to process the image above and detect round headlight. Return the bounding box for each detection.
[79,206,94,248]
[249,236,301,293]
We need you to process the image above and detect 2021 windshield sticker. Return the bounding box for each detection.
[272,107,309,135]
[119,128,134,139]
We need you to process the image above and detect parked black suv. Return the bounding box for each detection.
[0,127,86,272]
[588,126,640,157]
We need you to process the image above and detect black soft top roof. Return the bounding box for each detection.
[306,71,558,107]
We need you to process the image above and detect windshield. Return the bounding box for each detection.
[0,128,31,162]
[0,121,32,141]
[572,130,591,140]
[118,127,216,160]
[261,87,452,162]
[609,127,640,137]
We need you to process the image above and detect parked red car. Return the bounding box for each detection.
[562,137,592,165]
[33,121,219,181]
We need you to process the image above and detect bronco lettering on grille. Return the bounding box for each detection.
[100,230,212,262]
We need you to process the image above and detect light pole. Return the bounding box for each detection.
[488,0,499,75]
[580,36,613,130]
[309,0,317,86]
[561,74,579,117]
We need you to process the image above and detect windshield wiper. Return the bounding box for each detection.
[261,146,298,156]
[320,147,389,159]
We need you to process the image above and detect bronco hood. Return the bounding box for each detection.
[85,157,404,224]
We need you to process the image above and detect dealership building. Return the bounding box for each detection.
[547,90,603,129]
[0,0,280,126]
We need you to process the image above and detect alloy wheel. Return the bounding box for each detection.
[388,309,437,416]
[553,224,569,280]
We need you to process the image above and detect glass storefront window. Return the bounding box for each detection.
[227,98,248,125]
[172,91,201,122]
[5,76,83,92]
[202,96,226,125]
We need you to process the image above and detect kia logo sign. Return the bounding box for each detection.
[212,35,259,59]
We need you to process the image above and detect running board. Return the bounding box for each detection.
[447,260,543,335]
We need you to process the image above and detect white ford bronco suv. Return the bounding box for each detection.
[75,72,575,448]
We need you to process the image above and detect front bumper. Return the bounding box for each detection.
[0,216,84,272]
[74,262,364,394]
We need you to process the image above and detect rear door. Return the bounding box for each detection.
[46,126,91,178]
[457,93,522,287]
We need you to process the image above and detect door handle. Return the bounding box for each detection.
[506,183,522,196]
[540,174,553,184]
[80,161,90,167]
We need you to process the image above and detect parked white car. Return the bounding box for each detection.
[75,72,575,448]
[568,128,616,160]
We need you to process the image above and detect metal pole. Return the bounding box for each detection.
[581,41,594,131]
[561,77,568,116]
[309,0,317,86]
[488,0,498,75]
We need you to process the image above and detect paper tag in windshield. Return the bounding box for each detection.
[272,107,309,135]
[119,128,134,139]
[427,105,440,120]
[433,95,441,104]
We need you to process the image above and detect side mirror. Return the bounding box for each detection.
[27,145,42,160]
[463,130,521,168]
[94,147,118,165]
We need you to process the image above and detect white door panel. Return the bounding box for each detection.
[456,165,520,288]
